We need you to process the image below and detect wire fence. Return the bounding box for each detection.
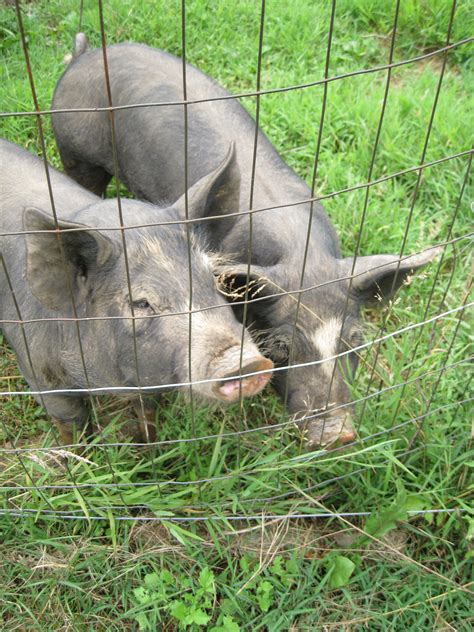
[0,0,472,547]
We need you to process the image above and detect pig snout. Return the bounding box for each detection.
[288,394,355,448]
[215,355,274,402]
[210,346,273,403]
[303,412,355,449]
[178,314,273,404]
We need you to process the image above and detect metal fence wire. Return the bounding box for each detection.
[0,0,472,555]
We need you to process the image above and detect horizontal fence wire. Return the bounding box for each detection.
[0,447,426,512]
[1,357,469,451]
[1,37,472,119]
[1,148,471,237]
[1,396,472,493]
[1,446,428,514]
[1,0,472,541]
[0,508,466,523]
[1,234,471,325]
[1,300,471,397]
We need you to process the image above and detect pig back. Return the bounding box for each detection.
[51,44,339,256]
[0,139,97,233]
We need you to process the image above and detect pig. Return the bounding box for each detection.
[51,37,439,447]
[0,138,273,444]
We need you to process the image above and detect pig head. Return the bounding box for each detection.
[0,139,272,444]
[217,241,440,448]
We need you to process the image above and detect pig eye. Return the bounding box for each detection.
[350,331,363,348]
[132,299,154,313]
[271,338,290,363]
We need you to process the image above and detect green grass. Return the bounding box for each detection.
[1,0,473,629]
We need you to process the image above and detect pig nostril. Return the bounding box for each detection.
[241,357,274,379]
[339,430,356,445]
[214,357,273,402]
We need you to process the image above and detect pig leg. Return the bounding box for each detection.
[131,396,158,443]
[54,418,91,444]
[41,394,92,444]
[59,151,112,197]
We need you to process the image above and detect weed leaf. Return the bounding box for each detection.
[324,555,356,590]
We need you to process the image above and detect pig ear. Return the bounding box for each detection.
[73,32,89,59]
[216,263,278,303]
[175,143,240,243]
[343,246,442,304]
[24,207,116,311]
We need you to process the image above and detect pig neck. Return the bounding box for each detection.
[234,135,312,213]
[55,321,116,390]
[234,143,341,277]
[239,168,309,213]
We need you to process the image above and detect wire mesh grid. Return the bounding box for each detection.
[0,0,472,582]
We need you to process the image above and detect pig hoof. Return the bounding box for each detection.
[132,420,157,443]
[131,398,158,442]
[54,418,92,446]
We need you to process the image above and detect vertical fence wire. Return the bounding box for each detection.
[236,0,266,474]
[96,0,164,505]
[9,0,107,515]
[381,0,460,432]
[96,0,148,508]
[0,255,60,514]
[179,0,201,497]
[284,0,337,422]
[412,276,472,449]
[387,151,473,428]
[78,0,84,32]
[340,0,401,434]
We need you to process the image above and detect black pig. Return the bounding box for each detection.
[0,139,272,444]
[51,38,438,446]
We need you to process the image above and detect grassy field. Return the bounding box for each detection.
[1,0,473,629]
